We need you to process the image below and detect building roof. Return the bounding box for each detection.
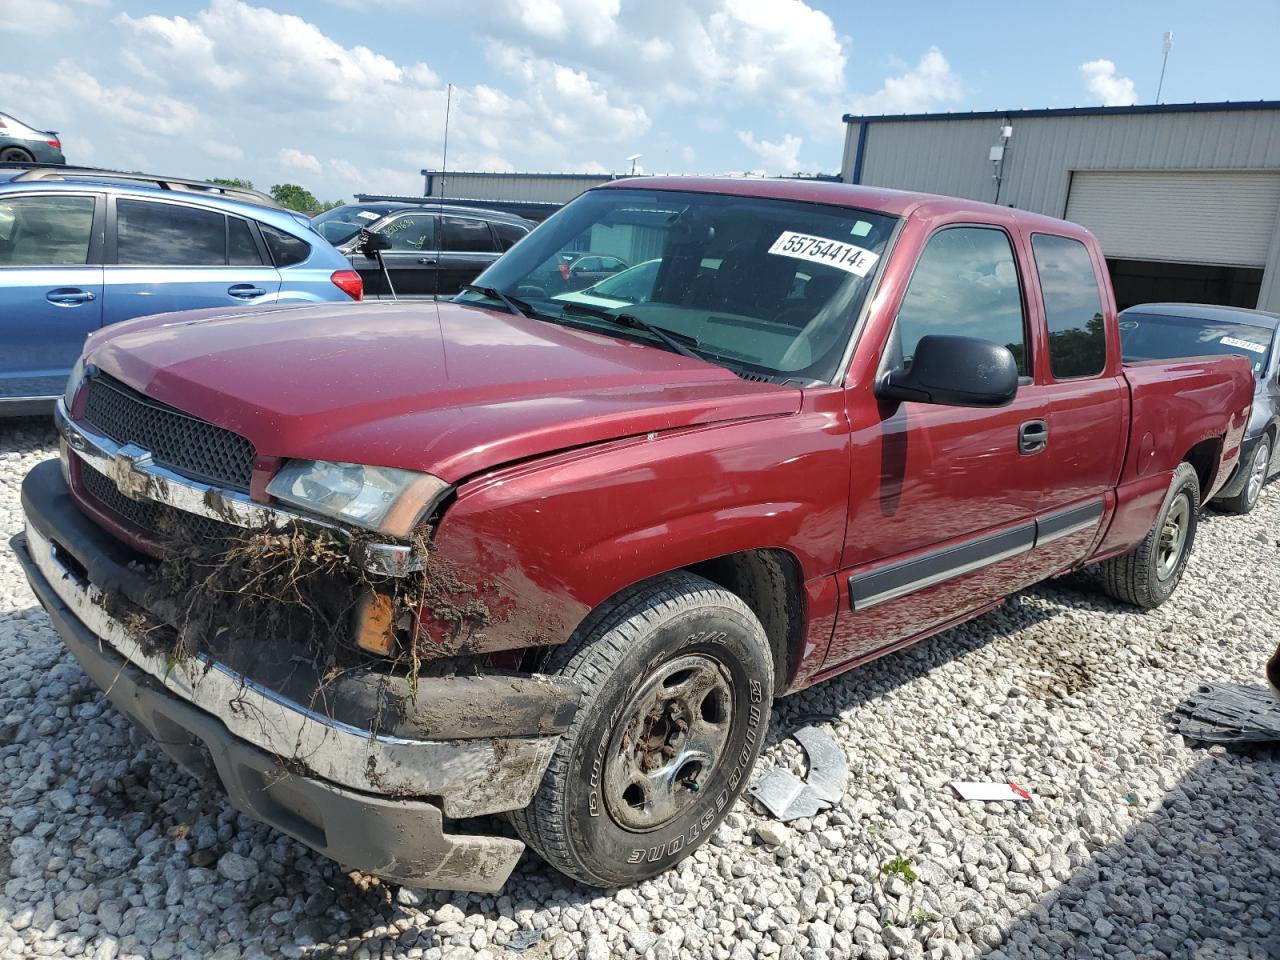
[842,99,1280,125]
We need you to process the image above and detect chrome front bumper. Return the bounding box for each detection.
[22,518,559,820]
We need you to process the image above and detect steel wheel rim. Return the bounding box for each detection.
[1246,442,1270,506]
[603,653,734,832]
[1156,494,1190,580]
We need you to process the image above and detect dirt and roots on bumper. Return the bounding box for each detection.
[13,460,582,892]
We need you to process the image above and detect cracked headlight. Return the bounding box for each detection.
[62,355,86,409]
[267,460,451,537]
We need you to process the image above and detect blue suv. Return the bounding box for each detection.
[0,166,364,414]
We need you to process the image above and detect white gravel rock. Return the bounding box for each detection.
[0,416,1278,959]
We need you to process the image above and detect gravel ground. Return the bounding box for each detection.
[0,415,1277,960]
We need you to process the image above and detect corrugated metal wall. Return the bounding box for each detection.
[850,109,1280,215]
[843,108,1280,309]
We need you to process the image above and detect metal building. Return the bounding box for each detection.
[840,101,1280,312]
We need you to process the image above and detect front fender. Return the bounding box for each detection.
[420,404,849,657]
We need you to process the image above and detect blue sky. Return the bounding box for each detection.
[2,0,1276,201]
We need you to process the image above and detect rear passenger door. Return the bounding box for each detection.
[0,192,104,400]
[1025,232,1125,561]
[104,198,281,321]
[437,216,501,295]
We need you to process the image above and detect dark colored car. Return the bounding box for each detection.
[15,178,1254,893]
[313,201,533,298]
[0,112,64,164]
[1120,303,1279,514]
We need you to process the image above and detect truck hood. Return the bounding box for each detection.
[85,301,802,481]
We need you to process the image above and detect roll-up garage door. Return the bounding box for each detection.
[1065,171,1280,267]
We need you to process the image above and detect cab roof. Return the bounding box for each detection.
[599,176,1090,235]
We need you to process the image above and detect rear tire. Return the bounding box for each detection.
[510,573,773,887]
[1097,462,1199,609]
[1214,436,1271,515]
[0,147,34,163]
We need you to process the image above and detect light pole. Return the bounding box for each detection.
[626,153,642,176]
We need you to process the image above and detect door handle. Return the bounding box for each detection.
[417,257,436,265]
[1019,419,1049,455]
[46,288,96,306]
[228,284,266,299]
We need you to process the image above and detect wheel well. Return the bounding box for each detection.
[687,548,805,689]
[1182,437,1221,498]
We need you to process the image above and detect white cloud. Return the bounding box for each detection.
[1081,59,1137,107]
[0,0,105,34]
[848,47,963,115]
[737,131,803,175]
[277,148,322,175]
[502,0,621,46]
[486,42,650,143]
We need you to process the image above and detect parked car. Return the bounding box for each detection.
[313,201,534,298]
[14,178,1254,894]
[1120,303,1279,513]
[0,165,362,414]
[0,112,64,164]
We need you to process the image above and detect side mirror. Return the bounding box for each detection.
[876,334,1019,407]
[357,229,392,257]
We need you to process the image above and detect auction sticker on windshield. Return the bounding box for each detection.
[768,231,880,277]
[1220,336,1266,354]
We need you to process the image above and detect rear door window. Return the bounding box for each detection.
[1032,234,1108,379]
[491,221,528,251]
[894,226,1029,375]
[442,217,497,253]
[117,199,225,266]
[260,224,310,267]
[227,217,263,266]
[0,194,96,266]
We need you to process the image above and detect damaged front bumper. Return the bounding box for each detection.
[14,462,581,892]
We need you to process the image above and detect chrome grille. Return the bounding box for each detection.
[82,376,256,491]
[80,463,238,544]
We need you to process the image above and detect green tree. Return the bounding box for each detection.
[208,177,255,189]
[270,183,321,212]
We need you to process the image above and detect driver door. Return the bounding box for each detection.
[360,212,439,297]
[827,224,1052,667]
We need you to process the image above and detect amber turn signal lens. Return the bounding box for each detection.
[354,590,396,656]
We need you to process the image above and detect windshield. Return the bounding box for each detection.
[1120,312,1273,378]
[311,204,390,246]
[456,188,897,382]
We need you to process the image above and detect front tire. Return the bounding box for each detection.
[511,573,773,887]
[1097,461,1199,609]
[1215,436,1271,515]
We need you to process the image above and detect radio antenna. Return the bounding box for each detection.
[433,83,453,305]
[1156,32,1173,103]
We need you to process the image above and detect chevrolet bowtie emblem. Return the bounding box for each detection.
[110,444,155,501]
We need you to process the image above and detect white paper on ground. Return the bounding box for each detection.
[950,781,1032,801]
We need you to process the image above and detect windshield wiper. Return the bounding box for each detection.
[560,302,704,361]
[462,284,534,319]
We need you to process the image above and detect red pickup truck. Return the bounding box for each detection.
[14,178,1253,892]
